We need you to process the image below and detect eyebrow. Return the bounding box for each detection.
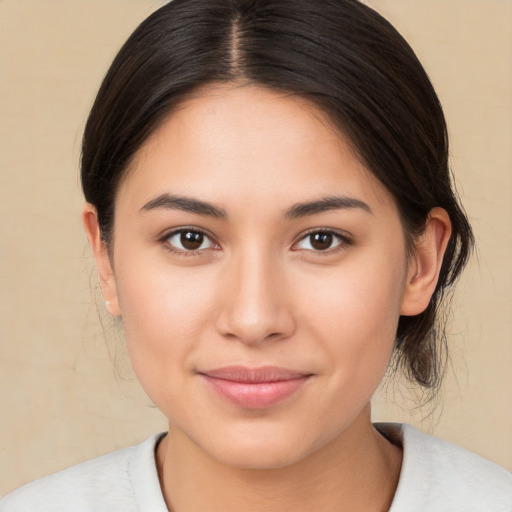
[139,193,372,220]
[285,195,373,219]
[140,194,228,219]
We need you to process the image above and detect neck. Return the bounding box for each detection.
[156,405,402,512]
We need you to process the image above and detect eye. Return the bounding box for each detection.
[294,230,349,252]
[164,229,217,253]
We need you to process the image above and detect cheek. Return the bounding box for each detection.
[300,248,406,379]
[114,260,217,398]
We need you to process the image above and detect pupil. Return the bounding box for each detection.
[311,233,332,250]
[181,231,203,250]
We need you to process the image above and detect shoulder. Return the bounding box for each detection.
[376,423,512,512]
[0,434,167,512]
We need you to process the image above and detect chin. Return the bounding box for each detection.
[191,420,324,470]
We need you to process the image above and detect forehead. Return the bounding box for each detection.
[118,84,396,215]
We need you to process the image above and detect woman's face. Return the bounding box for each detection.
[103,85,416,468]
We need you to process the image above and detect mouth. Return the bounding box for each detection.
[198,366,313,409]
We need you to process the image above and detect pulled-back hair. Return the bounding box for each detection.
[81,0,474,391]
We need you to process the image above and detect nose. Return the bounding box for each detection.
[215,251,296,345]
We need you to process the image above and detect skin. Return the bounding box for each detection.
[83,84,451,512]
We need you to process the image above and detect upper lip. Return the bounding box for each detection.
[199,366,312,383]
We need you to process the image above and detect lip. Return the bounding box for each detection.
[199,366,312,409]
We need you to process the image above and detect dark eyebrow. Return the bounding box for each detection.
[139,194,228,219]
[285,195,373,219]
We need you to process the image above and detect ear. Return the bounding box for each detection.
[82,203,121,316]
[400,207,452,316]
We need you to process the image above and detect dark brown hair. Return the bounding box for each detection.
[81,0,474,391]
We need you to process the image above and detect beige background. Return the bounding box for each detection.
[0,0,511,497]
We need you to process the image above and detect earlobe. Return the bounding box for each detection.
[400,208,452,316]
[81,203,121,316]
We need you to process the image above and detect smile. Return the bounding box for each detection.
[199,366,312,409]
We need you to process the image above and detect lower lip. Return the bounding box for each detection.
[201,375,310,409]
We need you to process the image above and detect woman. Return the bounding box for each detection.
[1,0,510,510]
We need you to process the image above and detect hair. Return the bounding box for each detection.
[81,0,474,392]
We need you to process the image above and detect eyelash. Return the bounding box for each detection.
[159,228,218,257]
[292,229,353,255]
[159,228,353,256]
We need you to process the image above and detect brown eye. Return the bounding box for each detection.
[166,229,214,252]
[295,231,347,252]
[181,231,204,250]
[310,232,333,251]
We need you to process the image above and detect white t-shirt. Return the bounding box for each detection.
[1,423,511,511]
